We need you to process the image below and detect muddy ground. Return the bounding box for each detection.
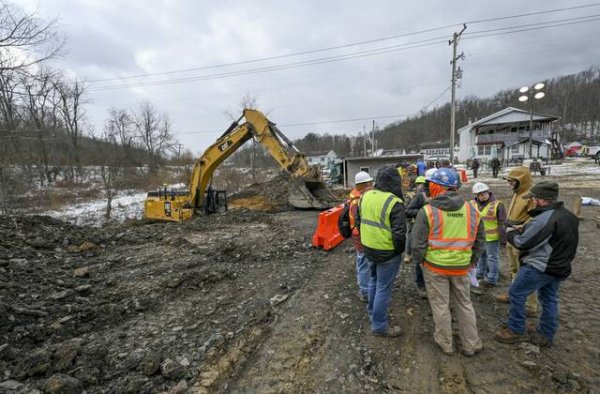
[1,172,600,393]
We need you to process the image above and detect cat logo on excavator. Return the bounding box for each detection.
[219,140,233,152]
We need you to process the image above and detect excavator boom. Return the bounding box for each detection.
[144,109,336,221]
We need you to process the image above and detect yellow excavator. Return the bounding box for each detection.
[144,109,336,221]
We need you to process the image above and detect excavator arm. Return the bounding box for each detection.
[144,109,335,221]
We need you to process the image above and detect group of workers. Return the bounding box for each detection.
[346,163,579,355]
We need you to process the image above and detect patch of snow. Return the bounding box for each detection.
[474,159,600,182]
[42,190,147,227]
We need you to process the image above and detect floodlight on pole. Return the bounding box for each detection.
[518,82,546,158]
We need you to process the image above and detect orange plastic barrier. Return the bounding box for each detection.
[458,169,468,183]
[312,204,345,251]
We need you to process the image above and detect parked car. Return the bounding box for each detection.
[581,145,600,159]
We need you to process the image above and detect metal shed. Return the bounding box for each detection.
[343,154,424,188]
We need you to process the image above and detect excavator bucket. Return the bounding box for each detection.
[288,178,338,209]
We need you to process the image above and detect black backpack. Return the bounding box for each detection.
[337,198,358,238]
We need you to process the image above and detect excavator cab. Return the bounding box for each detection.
[144,109,337,221]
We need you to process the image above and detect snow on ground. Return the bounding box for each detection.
[474,158,600,181]
[42,190,147,227]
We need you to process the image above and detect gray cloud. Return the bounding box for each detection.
[21,0,600,154]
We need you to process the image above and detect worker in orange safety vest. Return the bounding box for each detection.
[411,168,486,356]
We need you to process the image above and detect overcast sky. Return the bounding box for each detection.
[20,0,600,154]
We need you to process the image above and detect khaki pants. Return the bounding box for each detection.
[506,243,537,312]
[424,269,482,354]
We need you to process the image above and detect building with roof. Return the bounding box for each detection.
[306,150,338,167]
[458,107,560,162]
[342,154,424,188]
[419,141,458,161]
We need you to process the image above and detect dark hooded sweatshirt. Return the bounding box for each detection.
[357,166,406,264]
[507,201,579,279]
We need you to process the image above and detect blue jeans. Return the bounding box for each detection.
[476,240,500,285]
[356,251,370,296]
[508,265,562,341]
[368,254,402,333]
[405,222,413,255]
[415,262,425,288]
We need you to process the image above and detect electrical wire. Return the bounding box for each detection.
[171,85,451,136]
[87,3,600,84]
[88,15,600,92]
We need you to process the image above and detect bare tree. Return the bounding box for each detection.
[106,108,134,151]
[55,78,86,180]
[22,68,61,185]
[0,1,64,74]
[133,101,173,175]
[96,130,125,220]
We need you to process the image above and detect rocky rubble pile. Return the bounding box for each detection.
[228,172,302,210]
[0,212,318,392]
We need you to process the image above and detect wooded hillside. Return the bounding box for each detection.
[229,66,600,168]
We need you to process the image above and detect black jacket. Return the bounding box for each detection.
[405,190,428,219]
[357,166,406,264]
[507,202,579,279]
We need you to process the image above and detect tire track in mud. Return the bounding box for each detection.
[216,247,369,392]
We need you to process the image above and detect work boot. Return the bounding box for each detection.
[494,327,528,344]
[479,280,496,289]
[416,286,428,300]
[529,332,552,348]
[372,326,402,337]
[435,341,454,355]
[495,293,510,304]
[461,343,484,357]
[403,255,413,264]
[471,286,484,295]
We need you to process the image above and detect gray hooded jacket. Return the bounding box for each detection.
[411,191,485,267]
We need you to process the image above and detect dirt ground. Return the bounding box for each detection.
[1,171,600,393]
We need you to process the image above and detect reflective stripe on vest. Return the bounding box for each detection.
[348,190,361,229]
[470,200,499,242]
[424,202,480,270]
[359,190,403,251]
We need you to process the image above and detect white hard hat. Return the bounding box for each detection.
[425,168,437,180]
[355,171,373,184]
[472,182,490,194]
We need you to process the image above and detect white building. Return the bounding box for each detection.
[306,150,338,167]
[458,107,559,163]
[419,142,459,161]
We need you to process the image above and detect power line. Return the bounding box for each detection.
[172,86,451,136]
[465,15,600,40]
[88,15,600,92]
[86,3,600,84]
[88,36,449,91]
[465,13,600,36]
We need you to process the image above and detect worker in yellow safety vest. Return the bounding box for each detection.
[411,168,486,356]
[469,182,507,289]
[357,166,406,337]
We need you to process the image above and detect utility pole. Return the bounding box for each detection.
[372,120,376,157]
[363,125,367,157]
[449,24,466,164]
